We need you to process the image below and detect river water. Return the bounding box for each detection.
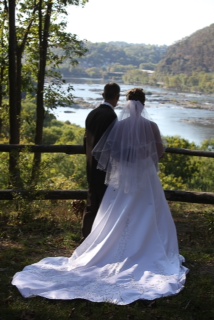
[53,81,214,147]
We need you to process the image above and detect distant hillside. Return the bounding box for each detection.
[80,42,168,69]
[59,42,168,75]
[157,24,214,75]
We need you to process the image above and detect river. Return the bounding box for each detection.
[52,80,214,146]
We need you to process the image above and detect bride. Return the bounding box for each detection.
[12,88,188,305]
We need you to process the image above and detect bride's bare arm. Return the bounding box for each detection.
[151,122,165,159]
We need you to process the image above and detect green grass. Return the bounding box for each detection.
[0,200,213,320]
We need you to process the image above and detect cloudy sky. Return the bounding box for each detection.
[66,0,214,45]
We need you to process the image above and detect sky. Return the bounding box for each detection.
[66,0,214,45]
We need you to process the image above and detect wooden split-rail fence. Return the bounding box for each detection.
[0,144,214,205]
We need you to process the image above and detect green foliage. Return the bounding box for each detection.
[140,62,157,71]
[159,137,214,193]
[86,67,103,78]
[190,157,214,192]
[0,152,9,188]
[0,0,88,108]
[0,0,89,188]
[160,136,199,190]
[43,126,66,145]
[108,64,134,73]
[157,72,214,93]
[70,154,88,189]
[20,100,60,143]
[0,98,87,191]
[200,138,214,152]
[189,139,214,192]
[123,69,150,85]
[38,117,87,189]
[159,173,187,191]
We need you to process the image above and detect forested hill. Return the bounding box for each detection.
[157,23,214,75]
[61,42,168,73]
[80,42,168,69]
[60,24,214,80]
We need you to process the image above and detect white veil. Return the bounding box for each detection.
[92,100,164,193]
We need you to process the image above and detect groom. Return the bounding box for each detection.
[82,82,120,239]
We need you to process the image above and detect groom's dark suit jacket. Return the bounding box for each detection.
[85,103,117,189]
[82,103,117,237]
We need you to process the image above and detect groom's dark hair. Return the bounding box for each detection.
[126,88,146,105]
[103,83,120,100]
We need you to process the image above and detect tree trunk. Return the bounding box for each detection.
[0,9,6,134]
[31,1,53,185]
[0,66,4,134]
[8,0,22,188]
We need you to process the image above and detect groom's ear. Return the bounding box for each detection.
[115,93,120,103]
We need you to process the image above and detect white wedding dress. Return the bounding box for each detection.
[12,158,188,305]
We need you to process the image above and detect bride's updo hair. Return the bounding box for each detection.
[126,88,145,105]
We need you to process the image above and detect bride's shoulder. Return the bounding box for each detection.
[147,119,158,128]
[142,117,158,127]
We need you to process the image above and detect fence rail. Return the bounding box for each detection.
[0,189,213,204]
[0,144,214,204]
[0,144,214,157]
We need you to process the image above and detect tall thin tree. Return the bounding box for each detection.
[8,0,23,188]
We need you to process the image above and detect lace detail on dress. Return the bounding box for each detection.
[114,216,131,261]
[13,259,187,304]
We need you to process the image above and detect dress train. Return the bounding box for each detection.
[12,160,188,305]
